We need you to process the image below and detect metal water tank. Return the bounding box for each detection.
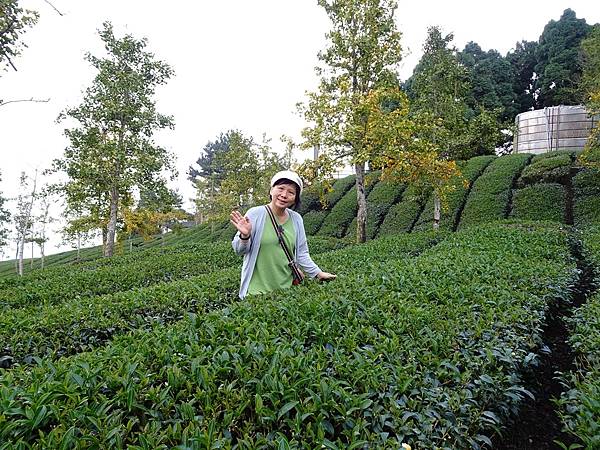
[514,105,597,154]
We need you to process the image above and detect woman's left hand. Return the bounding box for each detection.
[317,271,337,282]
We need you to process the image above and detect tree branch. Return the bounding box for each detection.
[0,97,51,107]
[43,0,65,16]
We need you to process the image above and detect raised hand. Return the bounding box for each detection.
[230,210,252,238]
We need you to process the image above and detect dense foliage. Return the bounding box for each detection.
[557,226,600,447]
[458,154,531,229]
[509,183,566,223]
[0,224,576,448]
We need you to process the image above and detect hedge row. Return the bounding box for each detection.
[557,226,600,448]
[458,154,531,230]
[318,172,380,238]
[0,242,240,310]
[376,183,427,236]
[0,223,221,281]
[517,150,575,187]
[0,237,349,367]
[345,174,404,240]
[573,168,600,228]
[413,155,496,232]
[0,224,575,449]
[509,183,566,223]
[301,175,357,235]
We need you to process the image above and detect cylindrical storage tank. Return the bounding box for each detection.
[514,105,597,154]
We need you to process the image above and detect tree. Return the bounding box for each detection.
[13,170,37,276]
[406,27,470,158]
[535,8,591,107]
[51,22,177,257]
[191,130,286,224]
[365,87,465,230]
[31,188,53,269]
[458,42,517,122]
[0,0,38,73]
[579,25,600,169]
[120,186,186,250]
[506,40,539,114]
[299,0,403,243]
[0,170,10,252]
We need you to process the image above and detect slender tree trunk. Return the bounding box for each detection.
[31,241,34,269]
[433,192,441,231]
[41,242,45,270]
[17,233,24,276]
[101,226,107,256]
[77,233,81,261]
[355,162,367,243]
[105,185,119,257]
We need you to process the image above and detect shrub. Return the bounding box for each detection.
[413,155,496,232]
[557,226,600,448]
[318,172,380,238]
[458,153,531,229]
[377,184,427,236]
[573,169,600,227]
[517,150,575,186]
[509,183,566,223]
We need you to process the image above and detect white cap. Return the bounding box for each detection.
[271,170,303,194]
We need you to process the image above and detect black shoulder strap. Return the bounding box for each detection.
[265,205,294,262]
[265,205,304,282]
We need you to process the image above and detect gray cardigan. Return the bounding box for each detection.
[232,206,322,298]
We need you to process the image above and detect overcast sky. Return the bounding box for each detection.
[1,0,599,259]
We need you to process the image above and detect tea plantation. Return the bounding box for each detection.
[1,151,600,449]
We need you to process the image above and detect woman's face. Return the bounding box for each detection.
[270,182,297,209]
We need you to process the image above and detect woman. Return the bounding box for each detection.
[230,170,336,298]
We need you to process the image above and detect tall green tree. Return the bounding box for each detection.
[0,0,38,73]
[458,42,517,121]
[299,0,403,243]
[51,22,176,257]
[407,27,503,160]
[191,130,286,223]
[536,8,591,107]
[505,40,539,115]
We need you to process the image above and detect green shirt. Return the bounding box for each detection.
[247,216,296,296]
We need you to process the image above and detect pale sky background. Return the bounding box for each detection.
[1,0,599,260]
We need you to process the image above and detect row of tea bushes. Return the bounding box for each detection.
[509,183,566,223]
[0,221,219,280]
[0,242,231,291]
[302,175,356,236]
[0,237,350,366]
[0,224,575,448]
[458,154,531,229]
[0,267,240,367]
[0,242,241,310]
[412,155,496,232]
[516,150,576,187]
[377,183,426,236]
[558,226,600,448]
[345,175,405,240]
[573,169,600,227]
[0,230,442,448]
[317,172,380,239]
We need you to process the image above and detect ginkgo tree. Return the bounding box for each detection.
[365,87,466,231]
[51,22,177,257]
[298,0,403,243]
